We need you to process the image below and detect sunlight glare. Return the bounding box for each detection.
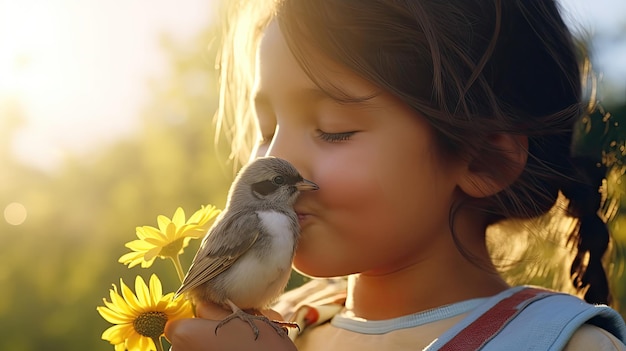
[0,0,118,170]
[0,0,217,171]
[0,1,71,100]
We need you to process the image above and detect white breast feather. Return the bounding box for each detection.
[225,210,295,308]
[256,210,295,260]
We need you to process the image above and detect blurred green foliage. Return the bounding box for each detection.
[0,28,233,350]
[0,23,625,351]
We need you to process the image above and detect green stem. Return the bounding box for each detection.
[152,336,165,351]
[170,255,185,283]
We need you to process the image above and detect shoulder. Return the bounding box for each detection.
[427,286,626,350]
[482,287,626,350]
[564,324,626,351]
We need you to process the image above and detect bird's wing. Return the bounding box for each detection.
[176,211,261,296]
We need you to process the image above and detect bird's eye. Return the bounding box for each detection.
[273,176,285,185]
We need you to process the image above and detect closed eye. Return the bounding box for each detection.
[316,130,357,143]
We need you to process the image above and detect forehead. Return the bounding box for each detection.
[257,21,303,87]
[256,21,379,101]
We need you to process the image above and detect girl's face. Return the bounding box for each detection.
[254,22,467,278]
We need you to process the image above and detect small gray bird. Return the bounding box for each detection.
[176,156,318,339]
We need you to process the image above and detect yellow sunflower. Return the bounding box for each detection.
[97,274,193,351]
[119,205,220,278]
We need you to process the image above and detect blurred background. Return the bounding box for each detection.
[0,0,625,350]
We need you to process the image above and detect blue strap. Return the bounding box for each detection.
[425,286,626,350]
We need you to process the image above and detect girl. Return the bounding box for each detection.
[166,0,626,349]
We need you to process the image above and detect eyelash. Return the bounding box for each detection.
[316,130,356,143]
[258,130,356,145]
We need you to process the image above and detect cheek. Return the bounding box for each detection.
[310,149,384,221]
[293,146,457,277]
[292,153,383,274]
[312,145,438,222]
[292,157,413,273]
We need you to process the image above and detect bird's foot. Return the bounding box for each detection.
[271,320,300,334]
[215,309,294,340]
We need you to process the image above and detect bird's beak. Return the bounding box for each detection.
[295,179,319,191]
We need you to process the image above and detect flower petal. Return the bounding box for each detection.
[101,298,134,321]
[165,222,177,239]
[166,299,194,319]
[143,226,168,241]
[143,247,161,262]
[190,205,220,227]
[101,323,133,344]
[187,206,206,224]
[136,226,158,240]
[97,306,132,324]
[140,257,156,268]
[143,237,167,246]
[156,215,171,233]
[125,239,156,251]
[136,334,155,351]
[134,276,152,307]
[125,332,142,351]
[108,292,130,315]
[171,207,186,227]
[148,274,163,303]
[118,251,145,267]
[120,279,142,312]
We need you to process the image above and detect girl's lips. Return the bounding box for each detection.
[296,212,312,225]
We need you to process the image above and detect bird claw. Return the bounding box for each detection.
[271,320,300,333]
[214,309,294,340]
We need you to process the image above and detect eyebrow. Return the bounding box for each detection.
[254,86,379,111]
[255,87,328,107]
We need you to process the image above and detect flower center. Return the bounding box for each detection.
[133,311,168,339]
[159,238,184,258]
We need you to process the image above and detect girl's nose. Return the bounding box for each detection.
[266,127,311,179]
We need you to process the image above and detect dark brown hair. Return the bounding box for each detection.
[272,0,611,304]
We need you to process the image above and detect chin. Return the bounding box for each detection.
[293,256,353,279]
[293,259,329,278]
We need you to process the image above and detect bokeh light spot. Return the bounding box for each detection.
[4,202,27,225]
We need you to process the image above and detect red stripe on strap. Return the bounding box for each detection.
[439,288,550,351]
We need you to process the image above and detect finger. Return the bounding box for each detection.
[259,308,284,321]
[195,301,232,320]
[165,315,298,351]
[165,318,214,351]
[194,301,285,321]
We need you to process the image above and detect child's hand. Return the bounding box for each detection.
[165,301,298,351]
